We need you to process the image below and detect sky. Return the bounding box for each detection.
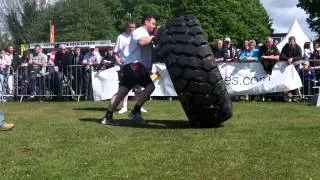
[260,0,317,40]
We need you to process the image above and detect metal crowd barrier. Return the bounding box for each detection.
[295,59,320,99]
[0,66,15,101]
[3,60,320,102]
[16,65,87,102]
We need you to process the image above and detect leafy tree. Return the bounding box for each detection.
[1,0,119,44]
[1,0,273,48]
[297,0,320,40]
[129,0,272,46]
[1,0,48,44]
[0,32,14,50]
[46,0,118,41]
[99,0,133,33]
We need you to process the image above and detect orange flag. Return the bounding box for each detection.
[50,20,55,43]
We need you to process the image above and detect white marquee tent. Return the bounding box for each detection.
[276,19,313,54]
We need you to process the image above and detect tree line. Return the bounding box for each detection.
[0,0,274,50]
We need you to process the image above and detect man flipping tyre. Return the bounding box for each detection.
[101,14,157,125]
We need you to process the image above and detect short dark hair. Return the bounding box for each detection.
[304,42,311,49]
[106,46,113,51]
[6,44,13,48]
[289,36,296,42]
[127,21,136,26]
[35,44,41,49]
[125,21,136,31]
[5,44,14,51]
[141,14,156,25]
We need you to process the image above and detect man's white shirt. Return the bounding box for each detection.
[117,27,153,69]
[113,32,132,64]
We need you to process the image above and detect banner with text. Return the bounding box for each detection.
[92,62,303,101]
[218,62,303,95]
[92,63,177,101]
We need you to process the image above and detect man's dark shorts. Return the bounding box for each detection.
[119,63,153,90]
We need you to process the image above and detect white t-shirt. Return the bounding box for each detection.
[304,48,312,60]
[83,51,101,64]
[125,27,153,69]
[113,32,132,64]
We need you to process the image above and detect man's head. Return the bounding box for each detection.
[304,42,311,49]
[223,37,231,47]
[0,50,5,58]
[313,42,320,51]
[265,36,274,48]
[34,45,42,54]
[75,47,81,55]
[105,47,113,56]
[126,21,136,34]
[59,44,67,53]
[288,36,296,47]
[93,47,100,56]
[141,14,156,34]
[89,45,95,52]
[6,45,14,54]
[215,39,223,48]
[243,40,249,49]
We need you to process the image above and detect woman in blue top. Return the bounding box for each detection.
[239,39,260,62]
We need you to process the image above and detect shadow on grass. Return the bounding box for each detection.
[74,107,124,111]
[79,118,223,129]
[79,118,193,129]
[74,107,106,111]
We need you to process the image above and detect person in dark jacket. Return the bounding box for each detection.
[55,44,72,72]
[71,47,83,95]
[280,36,302,64]
[212,39,224,62]
[53,44,72,100]
[259,36,280,75]
[100,46,116,70]
[309,42,320,88]
[280,36,302,102]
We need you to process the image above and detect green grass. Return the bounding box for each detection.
[1,100,320,179]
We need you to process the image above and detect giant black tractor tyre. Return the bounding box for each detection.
[154,15,232,128]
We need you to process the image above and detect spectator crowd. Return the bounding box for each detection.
[0,43,118,102]
[0,36,319,102]
[211,36,320,101]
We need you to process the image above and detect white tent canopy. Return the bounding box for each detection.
[276,19,313,55]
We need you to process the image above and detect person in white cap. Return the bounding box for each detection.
[222,37,236,62]
[82,45,101,100]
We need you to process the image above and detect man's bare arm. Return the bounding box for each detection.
[113,52,122,65]
[261,55,279,61]
[138,35,155,47]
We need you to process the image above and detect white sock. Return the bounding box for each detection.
[123,102,128,109]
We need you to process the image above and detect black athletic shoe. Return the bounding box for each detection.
[101,117,120,126]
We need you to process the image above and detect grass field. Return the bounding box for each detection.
[1,100,320,179]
